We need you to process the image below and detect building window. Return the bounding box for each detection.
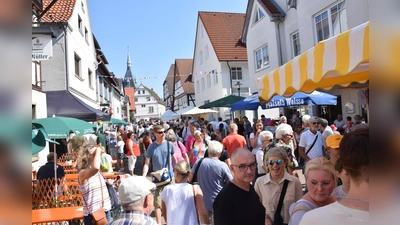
[314,1,347,43]
[84,27,89,43]
[146,97,150,101]
[254,7,265,23]
[292,31,301,57]
[74,53,81,77]
[78,15,83,35]
[103,83,108,100]
[81,1,85,13]
[207,74,211,88]
[141,104,145,108]
[135,98,138,102]
[196,80,200,93]
[205,45,209,60]
[201,77,205,91]
[231,67,242,80]
[88,69,92,87]
[149,106,154,113]
[255,45,269,70]
[214,69,218,84]
[199,51,203,64]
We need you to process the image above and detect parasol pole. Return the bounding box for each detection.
[54,140,58,202]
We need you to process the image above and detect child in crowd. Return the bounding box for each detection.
[331,159,350,200]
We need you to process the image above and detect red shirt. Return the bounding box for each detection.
[222,133,247,156]
[125,139,140,157]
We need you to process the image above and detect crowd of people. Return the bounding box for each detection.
[39,112,369,225]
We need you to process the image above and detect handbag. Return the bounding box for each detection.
[151,141,171,186]
[273,180,289,225]
[81,173,108,225]
[103,175,121,211]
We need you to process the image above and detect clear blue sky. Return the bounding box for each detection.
[88,0,247,98]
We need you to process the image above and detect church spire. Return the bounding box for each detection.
[124,47,136,88]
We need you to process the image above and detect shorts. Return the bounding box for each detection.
[110,148,118,158]
[154,179,175,208]
[117,153,124,159]
[127,155,136,171]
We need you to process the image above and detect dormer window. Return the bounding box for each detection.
[254,8,265,23]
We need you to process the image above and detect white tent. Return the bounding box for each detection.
[181,107,218,115]
[175,105,195,115]
[160,110,180,121]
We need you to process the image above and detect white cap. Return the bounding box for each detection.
[118,176,156,204]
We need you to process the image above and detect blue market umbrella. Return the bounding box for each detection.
[231,91,337,111]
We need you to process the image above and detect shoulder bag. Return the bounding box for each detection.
[103,175,121,211]
[305,134,318,155]
[81,173,108,225]
[273,179,289,225]
[150,141,172,186]
[190,158,204,185]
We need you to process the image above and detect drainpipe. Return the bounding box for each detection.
[227,61,233,120]
[63,23,69,91]
[276,22,283,66]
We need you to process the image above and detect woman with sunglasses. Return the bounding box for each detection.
[275,124,298,175]
[288,157,337,225]
[254,147,303,225]
[189,130,209,167]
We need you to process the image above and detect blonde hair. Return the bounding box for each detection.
[70,136,86,152]
[117,135,123,141]
[174,160,190,177]
[77,143,98,170]
[305,157,337,183]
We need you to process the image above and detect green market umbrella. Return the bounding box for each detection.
[32,127,59,155]
[199,95,245,109]
[32,116,96,139]
[110,118,128,125]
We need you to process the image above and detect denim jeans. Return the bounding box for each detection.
[84,210,111,224]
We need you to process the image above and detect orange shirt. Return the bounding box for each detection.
[222,133,247,156]
[126,139,140,157]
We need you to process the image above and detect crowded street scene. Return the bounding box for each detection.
[32,0,369,224]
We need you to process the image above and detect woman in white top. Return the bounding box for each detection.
[161,160,209,225]
[250,120,264,155]
[115,135,125,171]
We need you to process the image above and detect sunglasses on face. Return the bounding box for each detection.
[267,159,283,165]
[285,134,293,138]
[156,131,165,134]
[311,122,318,125]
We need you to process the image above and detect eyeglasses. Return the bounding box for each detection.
[232,162,257,172]
[268,159,283,165]
[285,134,293,138]
[262,139,273,142]
[156,131,165,134]
[311,122,318,125]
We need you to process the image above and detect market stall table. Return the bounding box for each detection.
[32,206,83,224]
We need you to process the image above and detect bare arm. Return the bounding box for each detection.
[162,200,167,222]
[194,185,210,224]
[188,173,194,183]
[78,147,101,185]
[142,157,150,176]
[224,158,231,168]
[299,146,310,162]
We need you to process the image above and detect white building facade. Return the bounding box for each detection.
[134,84,166,121]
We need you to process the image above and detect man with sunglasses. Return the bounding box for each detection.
[213,148,266,225]
[298,116,325,165]
[142,124,177,225]
[110,176,157,225]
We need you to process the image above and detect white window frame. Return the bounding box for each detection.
[214,69,218,84]
[199,51,203,64]
[201,77,205,91]
[255,45,269,71]
[88,69,92,88]
[314,1,347,43]
[205,45,209,60]
[74,53,81,77]
[231,67,242,80]
[291,31,301,58]
[78,15,83,36]
[196,80,200,93]
[207,73,211,88]
[149,106,154,113]
[254,7,265,23]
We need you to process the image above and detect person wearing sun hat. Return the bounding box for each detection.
[110,176,157,225]
[326,134,343,166]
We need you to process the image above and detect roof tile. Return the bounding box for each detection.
[41,0,76,22]
[175,59,194,94]
[199,12,247,61]
[259,0,285,16]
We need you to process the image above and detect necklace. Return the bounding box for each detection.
[342,197,369,203]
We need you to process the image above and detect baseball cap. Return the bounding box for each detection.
[189,119,196,124]
[329,124,337,131]
[118,176,156,204]
[326,134,343,148]
[308,116,319,123]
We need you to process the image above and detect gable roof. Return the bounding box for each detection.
[40,0,76,22]
[175,59,194,94]
[142,85,164,106]
[198,11,247,61]
[242,0,285,43]
[165,64,175,95]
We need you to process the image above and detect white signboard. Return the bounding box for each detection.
[32,34,53,61]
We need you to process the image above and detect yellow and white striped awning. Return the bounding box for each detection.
[257,22,369,104]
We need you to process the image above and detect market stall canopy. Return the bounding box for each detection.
[176,105,195,115]
[32,116,96,139]
[231,91,337,111]
[32,127,59,155]
[257,22,369,104]
[161,110,180,121]
[47,90,111,122]
[199,95,245,109]
[110,118,127,125]
[181,107,218,115]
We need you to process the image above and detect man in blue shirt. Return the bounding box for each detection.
[37,152,66,196]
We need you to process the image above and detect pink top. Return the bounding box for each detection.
[173,141,187,163]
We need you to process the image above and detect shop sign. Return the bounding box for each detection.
[32,34,53,61]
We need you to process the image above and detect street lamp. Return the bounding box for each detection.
[234,81,243,97]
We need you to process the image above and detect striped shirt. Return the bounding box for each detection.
[79,172,111,216]
[110,210,158,225]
